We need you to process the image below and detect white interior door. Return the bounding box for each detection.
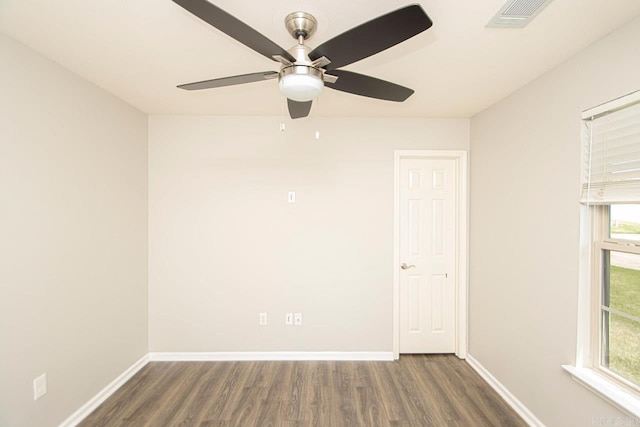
[399,157,457,354]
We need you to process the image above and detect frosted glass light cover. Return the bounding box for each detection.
[279,73,323,102]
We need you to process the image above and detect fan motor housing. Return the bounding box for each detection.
[286,43,314,65]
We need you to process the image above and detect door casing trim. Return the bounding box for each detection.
[393,150,468,360]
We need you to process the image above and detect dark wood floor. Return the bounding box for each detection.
[79,355,527,426]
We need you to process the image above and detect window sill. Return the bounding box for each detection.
[562,365,640,418]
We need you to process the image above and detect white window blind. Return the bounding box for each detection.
[581,93,640,204]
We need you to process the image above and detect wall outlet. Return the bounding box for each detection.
[33,373,47,400]
[259,312,267,325]
[294,312,303,326]
[285,313,293,325]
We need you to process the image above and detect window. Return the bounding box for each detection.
[595,205,640,389]
[564,91,640,416]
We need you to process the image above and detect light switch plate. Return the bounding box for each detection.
[288,192,296,203]
[33,373,47,400]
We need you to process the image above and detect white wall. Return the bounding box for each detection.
[149,115,469,352]
[469,15,640,426]
[0,34,148,427]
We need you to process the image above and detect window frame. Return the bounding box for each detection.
[590,205,640,394]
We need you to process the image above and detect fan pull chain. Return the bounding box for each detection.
[314,98,320,140]
[280,97,286,132]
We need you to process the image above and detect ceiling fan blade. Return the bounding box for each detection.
[178,71,278,90]
[172,0,295,63]
[325,70,414,101]
[288,99,313,119]
[308,4,432,70]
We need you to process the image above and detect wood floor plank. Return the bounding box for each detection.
[173,361,234,426]
[350,363,391,426]
[395,360,440,426]
[225,385,263,426]
[81,355,528,427]
[330,362,361,426]
[354,385,392,427]
[196,362,254,424]
[144,362,212,426]
[371,361,418,422]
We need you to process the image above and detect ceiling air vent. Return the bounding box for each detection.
[486,0,554,28]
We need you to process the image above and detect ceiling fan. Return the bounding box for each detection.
[172,0,433,119]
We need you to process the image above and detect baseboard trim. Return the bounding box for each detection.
[148,351,394,361]
[58,354,149,427]
[466,354,545,427]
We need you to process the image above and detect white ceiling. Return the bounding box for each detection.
[2,0,640,118]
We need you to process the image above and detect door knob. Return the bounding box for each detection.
[401,263,415,270]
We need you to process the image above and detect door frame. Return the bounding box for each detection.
[393,150,468,360]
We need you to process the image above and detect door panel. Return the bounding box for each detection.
[399,158,457,354]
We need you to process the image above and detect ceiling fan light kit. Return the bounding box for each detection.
[278,68,324,102]
[172,0,433,119]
